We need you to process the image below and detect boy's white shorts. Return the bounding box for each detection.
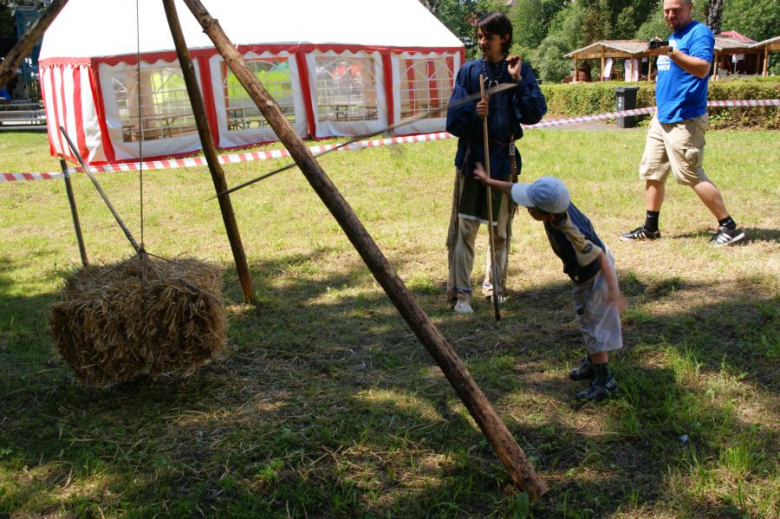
[572,249,623,355]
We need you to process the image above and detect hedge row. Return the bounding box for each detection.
[539,77,780,130]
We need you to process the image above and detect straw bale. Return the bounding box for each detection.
[49,256,227,386]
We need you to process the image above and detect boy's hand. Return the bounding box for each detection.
[472,162,488,183]
[476,96,489,118]
[507,55,523,82]
[606,290,628,314]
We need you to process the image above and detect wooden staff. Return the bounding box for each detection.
[181,0,546,499]
[479,75,501,322]
[59,159,88,266]
[161,0,255,304]
[0,0,71,87]
[60,126,141,253]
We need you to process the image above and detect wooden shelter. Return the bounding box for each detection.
[564,35,764,83]
[752,36,780,77]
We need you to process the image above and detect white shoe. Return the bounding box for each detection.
[486,294,506,305]
[453,300,474,314]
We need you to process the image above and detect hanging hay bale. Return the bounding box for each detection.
[49,256,227,386]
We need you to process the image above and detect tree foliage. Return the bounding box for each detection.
[418,0,506,54]
[722,0,780,42]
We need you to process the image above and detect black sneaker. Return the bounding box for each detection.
[620,226,661,242]
[575,378,619,402]
[568,357,594,381]
[710,226,746,247]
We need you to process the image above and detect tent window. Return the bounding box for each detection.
[400,57,453,119]
[112,65,197,143]
[315,58,377,122]
[222,58,295,130]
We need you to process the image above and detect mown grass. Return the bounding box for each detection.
[0,126,778,518]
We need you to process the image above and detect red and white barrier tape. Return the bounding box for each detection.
[3,99,777,182]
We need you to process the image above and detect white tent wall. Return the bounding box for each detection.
[305,49,389,140]
[38,0,464,165]
[96,58,206,163]
[209,50,309,149]
[392,51,462,136]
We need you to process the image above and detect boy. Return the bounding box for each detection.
[445,11,547,314]
[473,164,626,402]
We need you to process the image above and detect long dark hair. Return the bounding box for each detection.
[477,11,513,54]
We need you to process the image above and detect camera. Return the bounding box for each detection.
[648,39,669,49]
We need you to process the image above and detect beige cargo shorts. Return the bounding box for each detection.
[639,113,709,186]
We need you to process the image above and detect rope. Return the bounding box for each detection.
[135,0,144,248]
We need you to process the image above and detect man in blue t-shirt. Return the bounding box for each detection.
[620,0,745,247]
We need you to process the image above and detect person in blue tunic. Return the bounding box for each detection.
[445,11,547,314]
[620,0,744,246]
[473,166,627,402]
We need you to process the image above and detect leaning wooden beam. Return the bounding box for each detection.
[59,159,88,267]
[161,0,255,305]
[181,0,547,500]
[0,0,70,87]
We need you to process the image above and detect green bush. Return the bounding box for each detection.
[539,76,780,129]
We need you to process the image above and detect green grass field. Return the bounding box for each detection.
[0,126,778,518]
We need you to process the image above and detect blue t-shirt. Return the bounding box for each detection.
[655,20,714,123]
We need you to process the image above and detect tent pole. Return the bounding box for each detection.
[0,0,71,87]
[181,0,548,501]
[161,0,256,305]
[59,159,88,267]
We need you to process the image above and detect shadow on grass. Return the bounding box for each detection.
[0,250,777,517]
[671,226,780,244]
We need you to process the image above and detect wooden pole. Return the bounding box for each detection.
[712,52,718,80]
[60,126,141,253]
[0,0,71,87]
[763,46,770,77]
[601,52,605,82]
[181,0,547,500]
[479,74,501,321]
[59,159,88,267]
[161,0,255,304]
[648,55,654,82]
[573,57,578,83]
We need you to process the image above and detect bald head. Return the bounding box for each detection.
[663,0,694,31]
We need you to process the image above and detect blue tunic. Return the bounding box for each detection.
[446,59,547,180]
[655,20,714,123]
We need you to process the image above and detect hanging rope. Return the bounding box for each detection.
[135,0,145,249]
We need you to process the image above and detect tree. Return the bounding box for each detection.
[722,0,780,41]
[530,1,587,82]
[706,0,725,34]
[511,0,568,49]
[418,0,507,57]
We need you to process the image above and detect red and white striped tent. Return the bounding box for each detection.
[38,0,464,165]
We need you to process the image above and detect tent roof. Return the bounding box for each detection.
[40,0,463,62]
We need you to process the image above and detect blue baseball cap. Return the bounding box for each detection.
[510,176,571,214]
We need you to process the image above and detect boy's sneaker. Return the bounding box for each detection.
[568,357,594,381]
[453,300,474,314]
[575,377,619,403]
[710,226,746,247]
[620,226,661,242]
